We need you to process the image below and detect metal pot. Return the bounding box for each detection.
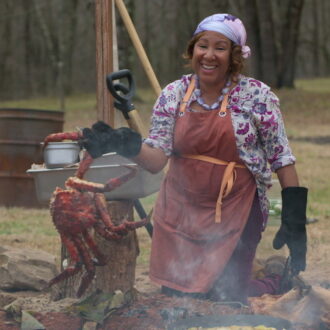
[169,314,292,329]
[43,142,81,169]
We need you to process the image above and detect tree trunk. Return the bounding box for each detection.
[277,0,305,88]
[254,0,278,87]
[52,200,139,300]
[0,1,12,98]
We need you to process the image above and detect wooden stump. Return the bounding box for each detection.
[93,200,139,293]
[52,200,140,299]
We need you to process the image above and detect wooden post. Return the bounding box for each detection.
[95,0,114,126]
[94,1,138,296]
[53,0,140,300]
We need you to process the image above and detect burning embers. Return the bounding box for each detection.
[43,132,149,297]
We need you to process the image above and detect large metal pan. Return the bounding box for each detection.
[168,314,291,330]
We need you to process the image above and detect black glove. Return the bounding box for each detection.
[273,186,308,275]
[81,121,142,159]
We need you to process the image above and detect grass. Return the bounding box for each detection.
[0,93,98,112]
[0,207,56,235]
[0,207,60,258]
[295,77,330,93]
[0,77,329,287]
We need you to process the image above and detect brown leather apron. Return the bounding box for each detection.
[149,79,257,293]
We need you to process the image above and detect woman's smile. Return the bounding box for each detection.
[201,64,218,71]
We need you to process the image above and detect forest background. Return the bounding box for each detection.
[0,0,329,105]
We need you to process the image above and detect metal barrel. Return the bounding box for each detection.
[0,108,64,207]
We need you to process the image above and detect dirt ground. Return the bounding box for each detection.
[0,224,329,330]
[0,203,329,330]
[0,261,328,330]
[0,290,317,330]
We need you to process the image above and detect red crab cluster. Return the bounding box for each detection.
[43,132,148,297]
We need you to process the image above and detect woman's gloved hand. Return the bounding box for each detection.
[81,121,142,159]
[272,186,308,275]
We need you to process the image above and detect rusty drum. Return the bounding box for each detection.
[0,108,64,207]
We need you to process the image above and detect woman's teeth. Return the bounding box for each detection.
[202,64,216,70]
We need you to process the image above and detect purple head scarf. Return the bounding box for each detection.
[194,14,251,58]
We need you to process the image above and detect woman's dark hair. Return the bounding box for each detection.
[182,33,245,84]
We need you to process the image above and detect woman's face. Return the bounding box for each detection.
[191,31,231,88]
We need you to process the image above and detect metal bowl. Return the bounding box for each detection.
[43,142,81,169]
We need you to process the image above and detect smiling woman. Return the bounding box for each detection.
[80,13,308,305]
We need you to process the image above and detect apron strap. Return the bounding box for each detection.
[179,77,196,114]
[219,94,229,116]
[181,154,245,223]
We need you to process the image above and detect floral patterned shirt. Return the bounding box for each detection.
[144,74,296,225]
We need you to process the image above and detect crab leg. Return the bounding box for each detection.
[95,194,148,235]
[48,233,83,287]
[43,131,82,148]
[103,166,138,191]
[74,235,97,298]
[94,221,123,240]
[82,229,108,266]
[75,152,94,179]
[66,166,138,192]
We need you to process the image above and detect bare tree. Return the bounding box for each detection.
[0,1,13,98]
[233,0,304,87]
[32,0,80,109]
[1,0,329,100]
[277,0,305,87]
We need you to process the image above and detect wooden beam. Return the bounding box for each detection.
[95,0,114,126]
